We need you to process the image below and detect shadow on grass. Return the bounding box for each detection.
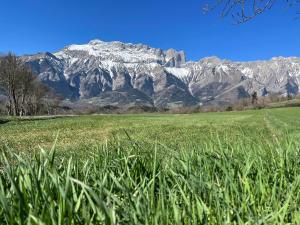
[0,116,68,124]
[0,119,9,125]
[18,115,71,122]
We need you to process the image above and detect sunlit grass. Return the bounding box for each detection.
[0,107,300,224]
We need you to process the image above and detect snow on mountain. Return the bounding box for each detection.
[55,40,165,64]
[22,40,300,108]
[165,67,190,79]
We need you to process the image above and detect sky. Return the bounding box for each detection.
[0,0,299,61]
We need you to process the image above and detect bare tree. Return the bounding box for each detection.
[28,82,51,115]
[18,66,35,116]
[0,53,22,116]
[0,53,50,116]
[44,92,64,115]
[251,91,258,105]
[203,0,300,23]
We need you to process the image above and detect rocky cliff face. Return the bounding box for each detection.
[22,40,300,108]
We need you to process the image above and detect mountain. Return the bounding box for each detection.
[22,40,300,109]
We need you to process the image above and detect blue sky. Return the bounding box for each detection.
[0,0,299,61]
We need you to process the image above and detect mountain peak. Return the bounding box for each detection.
[200,56,224,63]
[53,40,186,67]
[22,40,300,109]
[88,39,105,45]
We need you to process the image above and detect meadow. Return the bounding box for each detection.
[0,107,300,224]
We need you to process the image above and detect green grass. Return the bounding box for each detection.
[267,98,300,108]
[0,108,300,224]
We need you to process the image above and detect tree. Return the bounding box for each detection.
[204,0,300,23]
[0,53,22,115]
[44,92,64,115]
[0,53,49,116]
[18,66,36,116]
[287,93,294,100]
[251,91,258,105]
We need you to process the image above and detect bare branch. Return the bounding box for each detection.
[204,0,299,23]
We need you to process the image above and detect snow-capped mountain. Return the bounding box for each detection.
[22,40,300,108]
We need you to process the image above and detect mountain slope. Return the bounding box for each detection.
[22,40,300,108]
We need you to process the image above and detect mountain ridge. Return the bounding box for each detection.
[21,39,300,109]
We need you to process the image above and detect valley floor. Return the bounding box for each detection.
[0,107,300,224]
[1,108,299,154]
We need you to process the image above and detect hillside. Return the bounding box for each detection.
[21,40,300,109]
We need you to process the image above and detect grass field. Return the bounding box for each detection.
[0,107,300,224]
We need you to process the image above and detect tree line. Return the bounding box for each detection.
[0,53,61,116]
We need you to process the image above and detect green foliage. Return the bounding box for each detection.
[0,108,300,224]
